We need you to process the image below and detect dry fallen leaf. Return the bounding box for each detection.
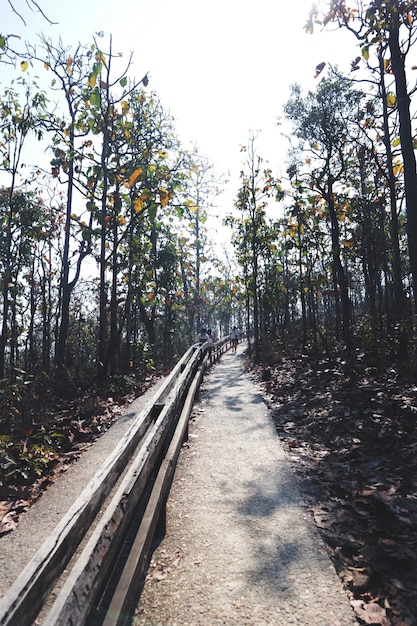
[351,599,390,625]
[0,510,18,536]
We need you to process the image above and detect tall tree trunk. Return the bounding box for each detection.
[251,234,260,363]
[297,220,307,347]
[327,185,351,349]
[0,187,15,378]
[389,15,417,306]
[55,138,75,376]
[378,47,408,359]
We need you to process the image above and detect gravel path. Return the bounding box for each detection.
[133,345,358,626]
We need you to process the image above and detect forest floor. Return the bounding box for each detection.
[250,352,417,626]
[1,353,417,625]
[0,372,163,535]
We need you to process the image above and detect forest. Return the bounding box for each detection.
[1,1,417,624]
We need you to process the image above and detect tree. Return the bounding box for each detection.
[176,152,223,337]
[284,73,364,349]
[0,79,48,378]
[119,87,186,370]
[228,132,279,363]
[28,37,98,379]
[315,0,417,306]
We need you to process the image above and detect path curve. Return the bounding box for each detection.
[133,345,358,626]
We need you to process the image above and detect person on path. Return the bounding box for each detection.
[207,329,215,353]
[198,329,209,345]
[230,326,238,353]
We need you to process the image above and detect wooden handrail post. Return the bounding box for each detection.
[151,403,164,422]
[156,495,168,539]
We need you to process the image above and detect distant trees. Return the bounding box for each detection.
[226,132,280,363]
[0,31,229,393]
[5,0,417,398]
[0,78,48,378]
[227,24,417,373]
[284,74,363,349]
[319,0,417,303]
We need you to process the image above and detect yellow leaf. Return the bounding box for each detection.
[387,93,397,108]
[20,61,28,72]
[393,162,404,177]
[133,197,144,212]
[129,168,142,188]
[160,187,169,208]
[96,51,108,68]
[121,100,129,115]
[88,73,97,88]
[362,45,369,61]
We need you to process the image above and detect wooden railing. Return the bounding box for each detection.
[0,337,231,626]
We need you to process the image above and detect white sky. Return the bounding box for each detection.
[2,0,358,243]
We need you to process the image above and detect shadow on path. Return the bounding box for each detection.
[133,345,357,625]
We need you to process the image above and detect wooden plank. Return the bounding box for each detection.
[0,346,197,626]
[102,366,205,626]
[42,420,171,626]
[0,412,150,626]
[42,359,201,626]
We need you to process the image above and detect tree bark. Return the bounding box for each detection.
[389,13,417,306]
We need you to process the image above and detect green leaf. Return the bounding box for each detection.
[90,89,100,108]
[120,77,128,88]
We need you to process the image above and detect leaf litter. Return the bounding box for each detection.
[252,354,417,626]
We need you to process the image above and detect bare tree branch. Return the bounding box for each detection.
[26,0,58,24]
[6,0,57,26]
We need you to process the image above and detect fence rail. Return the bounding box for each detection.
[0,337,231,626]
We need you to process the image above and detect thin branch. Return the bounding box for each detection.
[26,0,58,24]
[6,0,58,26]
[7,0,26,25]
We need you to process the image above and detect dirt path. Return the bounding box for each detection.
[133,345,358,626]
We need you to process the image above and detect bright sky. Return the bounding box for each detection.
[3,0,357,242]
